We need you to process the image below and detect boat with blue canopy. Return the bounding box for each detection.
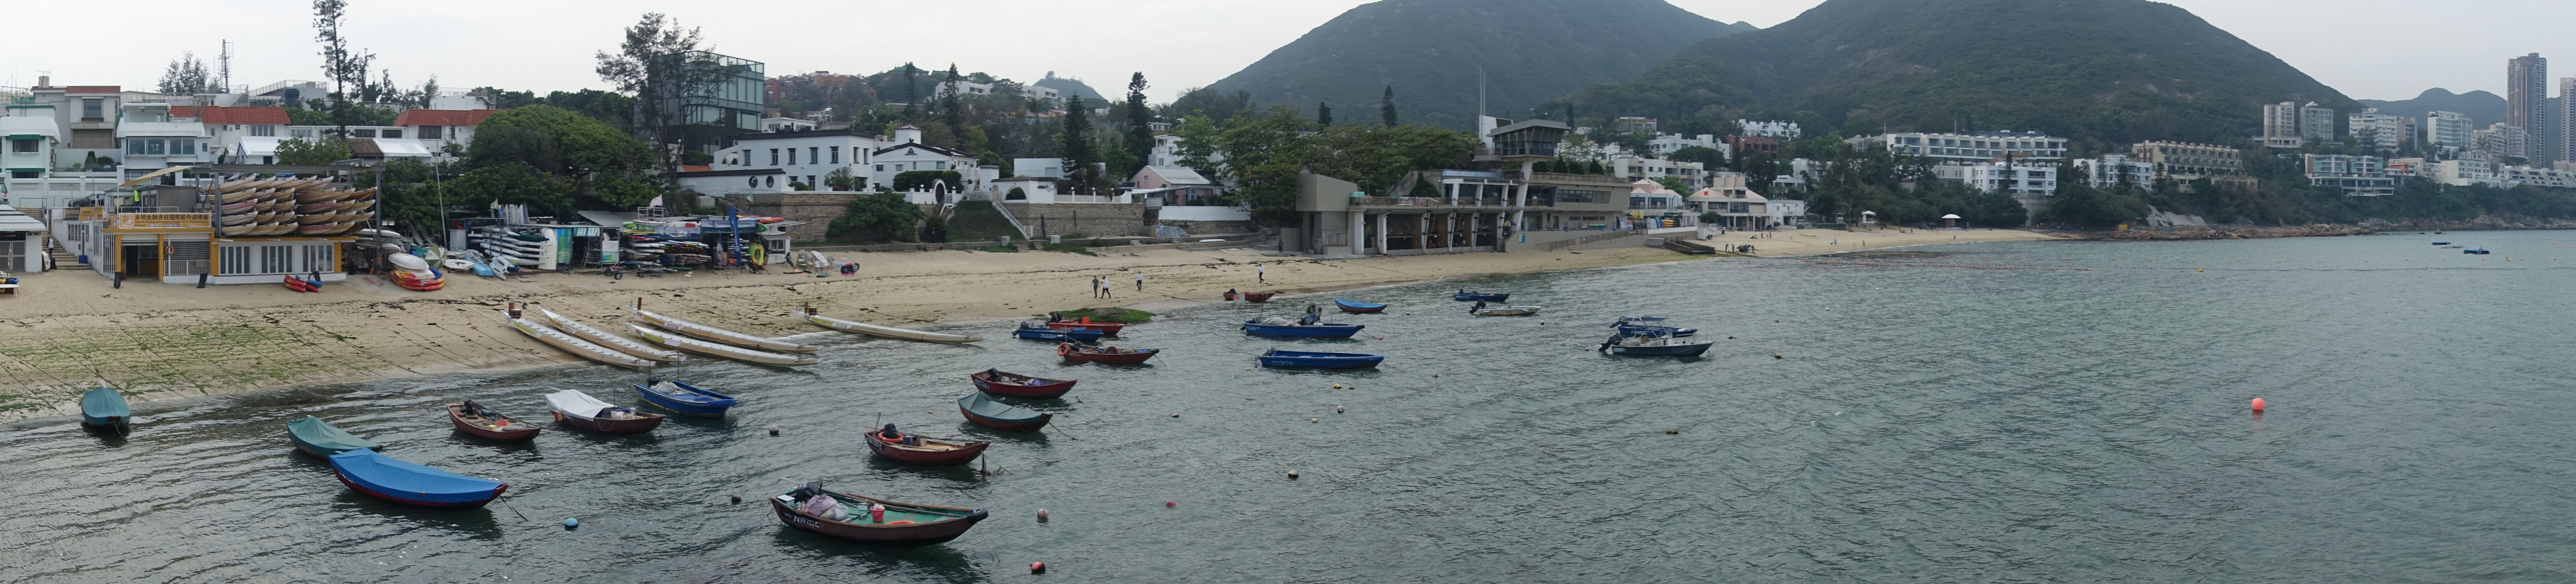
[1015,322,1105,341]
[956,393,1052,432]
[633,378,739,417]
[1600,333,1714,356]
[1258,349,1385,369]
[287,416,381,457]
[80,387,133,434]
[327,449,507,509]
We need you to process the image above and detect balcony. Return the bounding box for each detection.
[1474,141,1558,161]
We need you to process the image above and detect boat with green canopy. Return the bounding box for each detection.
[287,416,381,457]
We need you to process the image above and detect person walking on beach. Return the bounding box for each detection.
[1090,276,1102,298]
[1099,277,1114,299]
[1255,263,1266,284]
[1135,271,1144,291]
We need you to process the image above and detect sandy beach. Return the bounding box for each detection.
[0,228,2064,422]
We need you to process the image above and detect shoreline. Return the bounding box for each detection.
[0,228,2070,425]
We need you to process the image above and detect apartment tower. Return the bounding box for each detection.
[2508,53,2547,159]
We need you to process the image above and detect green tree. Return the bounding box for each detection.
[1125,72,1154,175]
[939,63,966,135]
[1316,102,1332,126]
[311,0,376,137]
[823,167,860,191]
[1171,114,1223,179]
[1655,176,1691,193]
[1669,145,1725,168]
[1380,85,1397,126]
[826,192,928,242]
[1060,96,1107,196]
[593,12,717,157]
[159,51,214,95]
[274,137,352,165]
[463,105,661,210]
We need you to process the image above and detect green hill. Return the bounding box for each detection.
[2358,88,2506,128]
[1206,0,1752,130]
[1555,0,2358,150]
[1032,74,1107,104]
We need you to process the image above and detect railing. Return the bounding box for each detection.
[983,199,1031,238]
[1349,197,1530,208]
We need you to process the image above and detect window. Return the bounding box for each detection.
[303,244,333,273]
[291,128,315,139]
[765,175,775,187]
[809,147,818,164]
[829,146,839,163]
[82,98,102,120]
[220,245,251,274]
[261,245,294,273]
[418,126,441,140]
[352,128,376,138]
[250,125,276,137]
[127,139,145,155]
[770,149,779,165]
[9,138,34,153]
[145,140,166,155]
[381,130,402,138]
[171,139,194,155]
[874,164,884,172]
[746,176,758,187]
[787,149,797,165]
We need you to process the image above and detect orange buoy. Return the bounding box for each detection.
[2251,397,2266,411]
[1164,500,1176,507]
[1031,561,1046,573]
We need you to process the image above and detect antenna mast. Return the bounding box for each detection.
[1477,65,1486,119]
[219,40,233,91]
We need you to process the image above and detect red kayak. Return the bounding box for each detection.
[1056,342,1160,364]
[1242,291,1277,303]
[865,432,989,465]
[971,369,1077,399]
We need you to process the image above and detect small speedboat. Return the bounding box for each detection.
[1471,305,1544,316]
[2463,248,2492,255]
[1015,322,1105,341]
[1453,291,1509,302]
[1614,316,1697,337]
[544,388,666,434]
[970,369,1077,399]
[1600,333,1714,356]
[1333,299,1388,314]
[1057,342,1160,364]
[865,431,990,465]
[633,378,739,417]
[1257,349,1385,369]
[1242,319,1365,338]
[2431,241,2451,245]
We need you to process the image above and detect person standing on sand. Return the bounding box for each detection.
[1100,278,1114,299]
[1135,271,1144,291]
[1090,276,1102,298]
[1256,263,1265,284]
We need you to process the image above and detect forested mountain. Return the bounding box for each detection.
[1206,0,1753,130]
[1032,74,1107,104]
[2358,88,2507,128]
[1554,0,2357,152]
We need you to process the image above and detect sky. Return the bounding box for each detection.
[6,1,2572,104]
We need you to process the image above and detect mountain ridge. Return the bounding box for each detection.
[2357,88,2506,128]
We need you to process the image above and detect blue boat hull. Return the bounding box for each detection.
[1259,350,1385,369]
[329,450,506,509]
[1334,299,1388,313]
[1453,293,1509,302]
[633,381,738,417]
[1607,343,1714,356]
[1617,325,1698,337]
[80,387,131,432]
[1242,321,1364,338]
[1015,328,1104,341]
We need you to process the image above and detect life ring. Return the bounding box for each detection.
[1055,343,1073,356]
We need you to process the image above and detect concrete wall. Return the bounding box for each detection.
[1158,220,1257,235]
[727,192,857,241]
[1006,202,1146,237]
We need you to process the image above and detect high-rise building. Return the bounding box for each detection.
[2560,78,2576,162]
[2508,53,2547,159]
[2262,102,2304,148]
[2300,102,2336,142]
[2425,111,2474,154]
[2348,109,2409,152]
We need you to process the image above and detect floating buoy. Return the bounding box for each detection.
[1666,429,1678,434]
[1288,470,1300,479]
[768,426,780,436]
[1164,500,1176,507]
[1774,353,1783,359]
[1335,405,1345,413]
[1332,384,1342,388]
[2251,397,2266,411]
[1310,418,1319,423]
[1431,374,1439,378]
[1170,413,1180,418]
[729,495,742,503]
[1031,561,1046,573]
[1037,509,1050,522]
[563,517,580,529]
[1727,336,1736,339]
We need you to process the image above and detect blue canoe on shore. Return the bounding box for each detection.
[1015,324,1105,342]
[288,416,381,457]
[327,449,507,509]
[80,387,133,434]
[1258,349,1385,369]
[1334,299,1388,314]
[1242,320,1365,338]
[634,379,739,417]
[1453,291,1510,302]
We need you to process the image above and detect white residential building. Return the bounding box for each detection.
[2425,111,2473,153]
[391,109,496,158]
[113,103,214,179]
[1852,131,2068,164]
[704,127,881,193]
[1014,158,1067,179]
[1935,162,2058,201]
[1605,154,1706,189]
[2425,159,2501,187]
[871,124,994,194]
[1645,133,1726,157]
[1736,120,1801,140]
[2302,154,2395,196]
[1688,173,1771,230]
[2261,102,2305,148]
[2072,154,2156,190]
[2477,123,2528,161]
[2501,164,2576,189]
[759,117,819,133]
[2348,109,2410,152]
[2299,102,2336,142]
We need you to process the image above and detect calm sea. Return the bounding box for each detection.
[6,230,2574,583]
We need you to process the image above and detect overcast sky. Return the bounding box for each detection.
[6,1,2569,104]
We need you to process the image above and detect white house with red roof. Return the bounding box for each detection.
[392,108,498,156]
[170,106,290,164]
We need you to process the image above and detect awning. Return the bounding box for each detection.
[237,135,284,157]
[1940,214,1962,219]
[118,165,197,187]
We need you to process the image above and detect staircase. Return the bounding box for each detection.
[32,211,86,271]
